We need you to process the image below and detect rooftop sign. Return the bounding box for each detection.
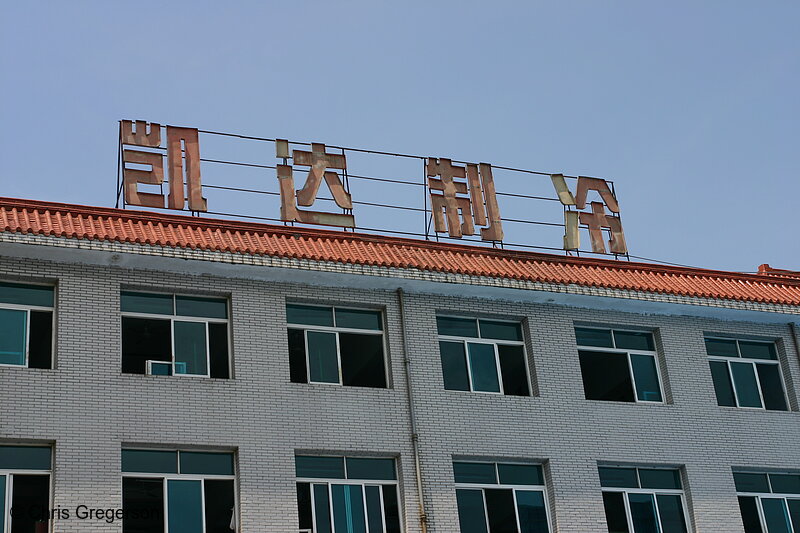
[118,120,629,257]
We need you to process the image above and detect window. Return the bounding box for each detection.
[287,304,387,388]
[0,445,52,532]
[576,327,663,403]
[121,292,230,378]
[453,461,550,533]
[295,455,401,533]
[705,337,788,411]
[437,316,530,396]
[599,466,690,533]
[0,282,54,369]
[734,471,800,533]
[121,449,236,533]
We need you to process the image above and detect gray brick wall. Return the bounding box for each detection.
[1,249,799,533]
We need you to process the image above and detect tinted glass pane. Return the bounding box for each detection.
[468,343,501,393]
[123,477,165,533]
[208,322,229,379]
[770,474,800,495]
[602,492,630,533]
[756,364,788,411]
[739,341,777,360]
[168,479,203,533]
[639,469,681,490]
[629,493,659,533]
[0,282,54,307]
[314,484,332,533]
[204,479,235,533]
[122,317,171,375]
[346,457,396,480]
[454,462,497,484]
[498,345,530,396]
[788,500,800,533]
[762,498,792,533]
[579,351,635,402]
[631,354,663,402]
[485,488,518,533]
[150,362,172,375]
[497,464,543,486]
[0,309,26,365]
[365,485,384,533]
[288,328,308,383]
[176,296,227,319]
[307,331,339,384]
[614,331,655,351]
[174,321,208,376]
[575,327,614,348]
[0,446,51,470]
[456,489,489,533]
[28,311,52,369]
[122,449,178,474]
[298,483,313,531]
[705,337,739,357]
[180,452,234,475]
[710,361,736,407]
[440,341,470,391]
[0,476,4,533]
[738,496,765,533]
[335,308,382,330]
[656,494,688,533]
[598,467,638,488]
[479,320,522,341]
[11,475,50,532]
[286,304,333,327]
[340,333,386,388]
[516,490,549,533]
[382,485,402,533]
[332,484,367,533]
[121,291,173,315]
[731,362,763,408]
[437,316,479,337]
[733,473,770,493]
[296,456,345,479]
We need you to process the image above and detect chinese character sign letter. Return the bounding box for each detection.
[121,120,207,212]
[427,158,503,241]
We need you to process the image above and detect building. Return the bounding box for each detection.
[0,195,799,533]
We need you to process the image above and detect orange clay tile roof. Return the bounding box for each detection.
[2,196,799,307]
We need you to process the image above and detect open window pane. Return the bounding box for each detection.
[122,317,171,374]
[614,331,655,351]
[709,361,736,407]
[314,484,333,533]
[0,476,4,533]
[756,364,788,411]
[339,333,386,388]
[516,490,549,533]
[456,489,489,533]
[761,498,792,533]
[121,291,173,315]
[382,485,402,533]
[167,479,204,533]
[602,492,630,533]
[335,308,382,330]
[11,475,50,533]
[176,296,227,319]
[440,341,469,391]
[738,496,764,533]
[28,310,53,369]
[208,322,230,379]
[204,479,236,533]
[287,304,334,327]
[0,282,54,307]
[705,338,739,357]
[332,484,367,533]
[468,343,501,393]
[630,354,662,402]
[365,485,384,533]
[479,320,522,341]
[579,351,635,402]
[298,483,313,532]
[288,328,308,383]
[739,341,777,360]
[437,316,479,338]
[0,308,26,365]
[123,478,165,533]
[575,327,614,348]
[174,321,208,376]
[730,362,763,408]
[307,331,339,383]
[656,494,688,533]
[498,344,530,396]
[485,488,518,533]
[787,500,800,532]
[628,493,659,533]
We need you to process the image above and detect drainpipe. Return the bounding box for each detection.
[397,288,428,533]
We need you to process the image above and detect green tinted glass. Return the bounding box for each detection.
[296,456,345,479]
[733,472,770,493]
[334,308,382,330]
[656,494,688,533]
[638,469,681,489]
[174,321,208,376]
[122,449,178,474]
[121,292,174,315]
[0,282,54,307]
[176,296,227,319]
[739,341,777,360]
[0,446,51,470]
[332,484,366,533]
[762,498,792,533]
[709,361,736,407]
[456,489,489,533]
[0,309,26,366]
[453,462,497,484]
[468,343,500,393]
[180,452,234,475]
[598,467,638,488]
[614,331,655,351]
[307,331,339,383]
[345,457,396,480]
[440,341,469,391]
[437,316,478,337]
[286,304,334,327]
[705,338,738,357]
[769,474,800,495]
[497,464,543,486]
[479,320,522,341]
[730,363,763,408]
[168,480,203,533]
[631,354,663,402]
[575,328,614,348]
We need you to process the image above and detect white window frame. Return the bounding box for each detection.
[706,336,789,411]
[120,291,231,379]
[736,491,800,532]
[0,280,55,369]
[576,327,664,404]
[287,303,388,387]
[453,461,553,533]
[437,315,530,396]
[601,485,692,533]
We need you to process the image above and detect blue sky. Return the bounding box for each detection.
[1,2,797,272]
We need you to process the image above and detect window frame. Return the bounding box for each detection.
[705,336,789,411]
[436,314,531,396]
[453,460,552,533]
[576,326,665,404]
[0,280,55,369]
[120,290,232,379]
[286,302,389,387]
[0,445,53,533]
[734,471,800,533]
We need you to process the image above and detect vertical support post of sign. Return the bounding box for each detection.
[116,121,123,208]
[422,158,430,241]
[342,147,352,232]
